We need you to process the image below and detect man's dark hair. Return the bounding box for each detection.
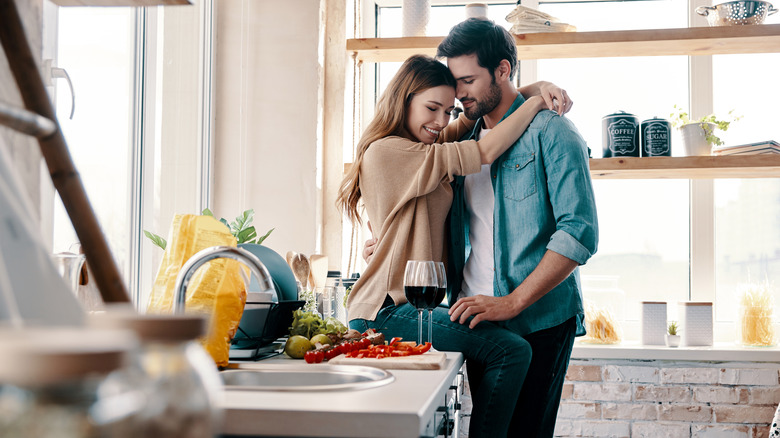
[436,18,518,80]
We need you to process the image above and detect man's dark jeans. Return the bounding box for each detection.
[467,316,577,438]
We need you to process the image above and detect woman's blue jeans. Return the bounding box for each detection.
[350,303,532,438]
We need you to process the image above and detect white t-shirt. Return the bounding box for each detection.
[461,127,495,298]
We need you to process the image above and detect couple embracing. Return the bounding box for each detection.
[338,18,598,438]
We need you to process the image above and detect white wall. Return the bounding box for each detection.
[213,0,321,257]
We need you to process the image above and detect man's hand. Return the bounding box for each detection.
[538,81,573,116]
[448,294,520,329]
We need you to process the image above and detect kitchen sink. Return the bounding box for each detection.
[220,363,395,391]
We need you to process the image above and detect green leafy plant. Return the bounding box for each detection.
[667,321,679,336]
[144,208,274,250]
[669,104,741,147]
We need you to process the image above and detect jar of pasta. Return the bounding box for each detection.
[737,283,776,347]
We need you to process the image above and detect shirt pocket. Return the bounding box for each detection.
[501,153,536,202]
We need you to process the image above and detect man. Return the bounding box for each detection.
[439,18,598,437]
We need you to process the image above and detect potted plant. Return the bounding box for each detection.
[665,321,681,347]
[669,105,741,156]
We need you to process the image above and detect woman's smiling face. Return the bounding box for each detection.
[405,85,456,144]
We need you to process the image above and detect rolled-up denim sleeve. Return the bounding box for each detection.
[548,229,593,265]
[541,116,599,264]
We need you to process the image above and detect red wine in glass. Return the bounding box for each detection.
[405,285,437,309]
[404,261,437,344]
[428,262,447,346]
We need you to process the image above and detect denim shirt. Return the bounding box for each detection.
[447,94,598,337]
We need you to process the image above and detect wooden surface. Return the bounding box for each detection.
[328,351,447,370]
[346,155,780,179]
[347,24,780,63]
[589,155,780,179]
[49,0,191,5]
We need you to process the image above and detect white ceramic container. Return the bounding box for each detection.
[641,301,667,345]
[680,302,714,346]
[402,0,430,37]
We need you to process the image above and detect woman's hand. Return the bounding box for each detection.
[538,81,573,116]
[518,81,573,116]
[362,221,377,263]
[362,237,378,263]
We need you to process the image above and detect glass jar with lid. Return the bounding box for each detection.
[0,326,141,438]
[90,308,222,437]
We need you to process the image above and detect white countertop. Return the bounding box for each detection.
[573,341,780,362]
[218,352,464,438]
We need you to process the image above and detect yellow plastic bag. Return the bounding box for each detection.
[147,214,247,367]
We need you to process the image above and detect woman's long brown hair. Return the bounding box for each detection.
[337,55,456,224]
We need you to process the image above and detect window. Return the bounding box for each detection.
[361,1,780,343]
[49,8,136,283]
[43,3,214,308]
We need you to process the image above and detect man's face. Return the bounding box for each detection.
[446,54,502,120]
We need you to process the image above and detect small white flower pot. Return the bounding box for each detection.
[665,334,681,347]
[680,122,716,156]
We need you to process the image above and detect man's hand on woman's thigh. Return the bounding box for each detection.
[449,294,520,329]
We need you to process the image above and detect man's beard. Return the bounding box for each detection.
[462,76,502,120]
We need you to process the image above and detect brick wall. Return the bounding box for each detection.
[556,360,780,438]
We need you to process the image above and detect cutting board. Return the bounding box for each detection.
[328,351,446,370]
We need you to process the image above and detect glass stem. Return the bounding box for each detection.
[427,309,433,345]
[418,309,424,345]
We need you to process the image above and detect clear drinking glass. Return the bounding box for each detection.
[403,260,437,344]
[52,253,85,298]
[428,262,447,346]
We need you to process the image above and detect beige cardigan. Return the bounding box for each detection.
[347,116,480,321]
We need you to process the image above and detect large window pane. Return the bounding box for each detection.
[715,180,780,329]
[712,52,780,331]
[52,9,135,280]
[581,180,690,338]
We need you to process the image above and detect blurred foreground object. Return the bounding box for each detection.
[0,327,140,437]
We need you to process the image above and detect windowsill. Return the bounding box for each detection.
[572,340,780,362]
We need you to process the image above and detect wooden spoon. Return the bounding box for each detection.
[291,253,311,290]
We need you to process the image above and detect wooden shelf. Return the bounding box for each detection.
[346,155,780,179]
[589,155,780,179]
[49,0,191,6]
[347,24,780,63]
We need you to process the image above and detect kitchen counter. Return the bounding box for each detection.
[218,351,464,438]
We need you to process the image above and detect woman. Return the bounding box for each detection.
[336,54,567,437]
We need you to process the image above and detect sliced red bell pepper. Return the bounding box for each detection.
[412,342,432,354]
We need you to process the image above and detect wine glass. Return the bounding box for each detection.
[404,260,437,345]
[428,262,447,346]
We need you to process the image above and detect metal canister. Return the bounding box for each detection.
[602,111,640,157]
[641,117,672,157]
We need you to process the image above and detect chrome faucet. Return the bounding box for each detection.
[172,246,275,314]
